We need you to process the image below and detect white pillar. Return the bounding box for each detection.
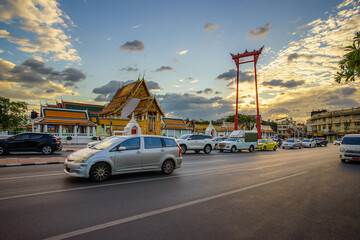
[74,125,78,137]
[87,126,90,136]
[59,125,63,137]
[44,125,48,133]
[92,126,96,136]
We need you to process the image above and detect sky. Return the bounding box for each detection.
[0,0,359,123]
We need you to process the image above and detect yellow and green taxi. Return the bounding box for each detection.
[256,139,278,151]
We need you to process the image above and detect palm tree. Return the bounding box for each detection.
[335,31,360,83]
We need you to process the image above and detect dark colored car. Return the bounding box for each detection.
[313,137,328,147]
[0,133,62,155]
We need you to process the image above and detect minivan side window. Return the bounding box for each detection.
[191,135,204,140]
[144,137,163,149]
[163,138,178,147]
[119,137,140,150]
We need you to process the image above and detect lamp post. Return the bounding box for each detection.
[231,46,264,139]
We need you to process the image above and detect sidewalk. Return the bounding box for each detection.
[0,144,87,168]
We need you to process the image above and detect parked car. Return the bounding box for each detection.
[214,137,228,149]
[256,139,278,151]
[334,139,342,145]
[176,134,215,154]
[65,135,182,181]
[217,130,258,153]
[0,133,61,155]
[339,134,360,163]
[313,137,328,147]
[282,139,302,149]
[302,139,316,148]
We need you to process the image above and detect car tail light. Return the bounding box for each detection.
[54,138,60,142]
[212,139,215,142]
[178,145,182,157]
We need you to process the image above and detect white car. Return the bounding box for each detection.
[176,134,215,154]
[282,139,302,149]
[340,134,360,163]
[302,139,316,148]
[334,139,342,145]
[217,131,258,153]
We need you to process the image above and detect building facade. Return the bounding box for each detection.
[310,107,360,142]
[276,117,296,138]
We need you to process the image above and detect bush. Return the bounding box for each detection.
[66,136,72,141]
[92,136,97,140]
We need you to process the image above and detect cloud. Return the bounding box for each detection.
[154,66,174,72]
[92,80,134,102]
[176,50,188,55]
[287,53,314,61]
[255,0,360,122]
[0,58,77,101]
[216,69,254,85]
[179,77,199,83]
[248,23,270,38]
[262,79,305,88]
[132,24,142,29]
[341,87,357,95]
[158,93,235,120]
[120,67,139,72]
[204,23,219,32]
[146,81,162,91]
[0,0,80,62]
[196,88,214,94]
[120,40,145,52]
[2,59,86,88]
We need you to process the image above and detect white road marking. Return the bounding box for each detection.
[184,160,226,165]
[43,171,308,240]
[0,173,64,181]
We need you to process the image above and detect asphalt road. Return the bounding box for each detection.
[0,145,359,240]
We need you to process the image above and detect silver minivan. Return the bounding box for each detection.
[64,135,182,181]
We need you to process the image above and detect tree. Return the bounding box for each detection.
[0,96,28,131]
[335,31,360,83]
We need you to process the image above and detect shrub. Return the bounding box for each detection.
[66,136,72,141]
[92,136,97,140]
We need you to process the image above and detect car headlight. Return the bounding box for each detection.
[74,154,94,163]
[340,148,345,152]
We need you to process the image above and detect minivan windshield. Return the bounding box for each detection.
[342,137,360,145]
[93,137,125,150]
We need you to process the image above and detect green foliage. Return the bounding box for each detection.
[92,136,97,140]
[335,31,360,83]
[0,96,28,130]
[66,136,73,141]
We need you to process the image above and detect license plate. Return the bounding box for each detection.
[220,147,223,149]
[352,157,359,160]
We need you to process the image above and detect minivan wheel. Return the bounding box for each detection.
[180,145,187,154]
[90,163,111,182]
[42,145,53,155]
[231,145,236,153]
[162,160,175,174]
[249,145,254,152]
[341,159,346,163]
[263,146,267,151]
[0,146,6,155]
[204,145,212,154]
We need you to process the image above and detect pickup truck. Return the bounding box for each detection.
[217,130,258,153]
[313,137,328,147]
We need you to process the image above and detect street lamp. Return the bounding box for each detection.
[231,46,264,139]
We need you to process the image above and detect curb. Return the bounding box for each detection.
[0,161,64,168]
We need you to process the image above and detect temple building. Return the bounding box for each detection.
[161,118,191,138]
[97,78,164,136]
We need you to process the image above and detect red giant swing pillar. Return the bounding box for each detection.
[231,46,264,139]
